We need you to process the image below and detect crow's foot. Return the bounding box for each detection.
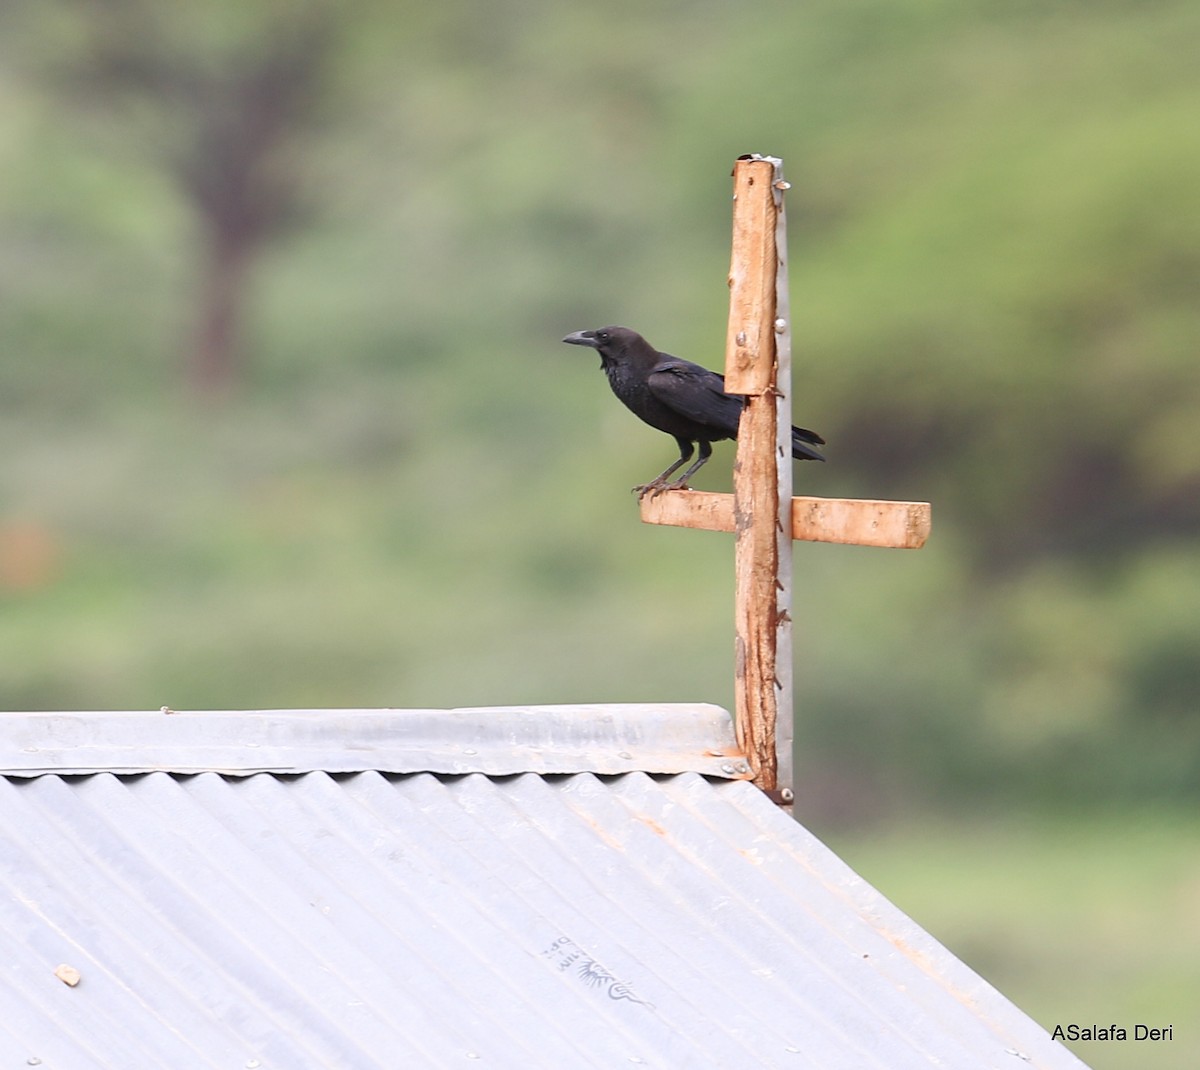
[633,479,690,501]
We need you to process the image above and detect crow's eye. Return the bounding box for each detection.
[597,331,609,342]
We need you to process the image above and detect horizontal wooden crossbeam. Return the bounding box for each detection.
[640,490,931,549]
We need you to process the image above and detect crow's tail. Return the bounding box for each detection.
[791,425,826,462]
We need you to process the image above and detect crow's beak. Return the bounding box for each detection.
[562,330,598,348]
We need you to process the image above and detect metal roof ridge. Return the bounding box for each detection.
[0,703,751,779]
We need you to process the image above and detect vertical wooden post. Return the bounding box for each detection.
[726,156,793,800]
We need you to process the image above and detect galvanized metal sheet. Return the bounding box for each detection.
[0,767,1087,1069]
[0,703,750,779]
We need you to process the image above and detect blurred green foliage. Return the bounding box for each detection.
[0,0,1197,819]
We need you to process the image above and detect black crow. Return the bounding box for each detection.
[563,325,825,499]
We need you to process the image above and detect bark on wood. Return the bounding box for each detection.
[724,160,779,396]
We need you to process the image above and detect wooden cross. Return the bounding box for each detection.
[640,155,931,806]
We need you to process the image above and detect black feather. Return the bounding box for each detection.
[563,325,825,497]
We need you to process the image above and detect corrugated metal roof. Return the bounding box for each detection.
[0,733,1086,1068]
[0,704,749,779]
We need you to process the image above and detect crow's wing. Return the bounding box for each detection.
[646,359,744,437]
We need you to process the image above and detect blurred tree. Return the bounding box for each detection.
[0,0,1196,808]
[15,0,346,394]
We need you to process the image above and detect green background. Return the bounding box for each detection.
[1,3,1197,1066]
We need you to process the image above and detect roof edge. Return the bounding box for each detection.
[0,703,751,779]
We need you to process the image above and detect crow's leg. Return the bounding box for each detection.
[662,439,712,491]
[634,438,694,500]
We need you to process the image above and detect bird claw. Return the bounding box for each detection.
[633,479,689,502]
